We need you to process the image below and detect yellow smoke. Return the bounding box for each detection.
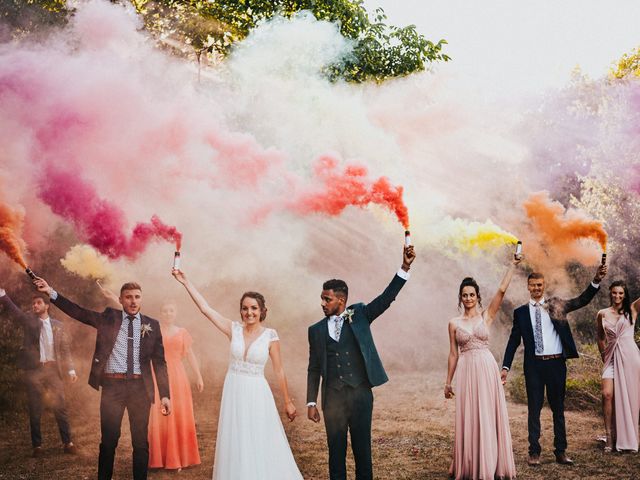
[60,244,114,280]
[431,218,518,255]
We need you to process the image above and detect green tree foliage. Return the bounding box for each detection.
[137,0,449,82]
[2,0,449,82]
[0,0,68,38]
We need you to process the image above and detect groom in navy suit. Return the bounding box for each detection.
[501,264,607,466]
[307,244,416,480]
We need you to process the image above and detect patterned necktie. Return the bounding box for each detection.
[534,303,544,355]
[334,315,344,342]
[126,316,134,375]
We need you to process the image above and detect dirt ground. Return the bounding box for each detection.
[0,370,638,479]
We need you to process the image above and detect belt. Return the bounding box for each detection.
[535,353,563,360]
[103,373,142,380]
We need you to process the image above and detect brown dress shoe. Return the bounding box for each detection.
[555,453,574,465]
[63,443,78,454]
[527,454,540,466]
[32,446,43,458]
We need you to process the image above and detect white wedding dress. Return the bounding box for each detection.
[212,321,303,480]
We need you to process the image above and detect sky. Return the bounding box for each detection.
[367,0,640,97]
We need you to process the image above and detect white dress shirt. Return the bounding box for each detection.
[39,317,56,362]
[105,312,142,375]
[529,298,563,356]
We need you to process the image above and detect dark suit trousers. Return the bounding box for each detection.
[323,384,374,480]
[24,363,72,447]
[98,378,151,480]
[525,358,567,456]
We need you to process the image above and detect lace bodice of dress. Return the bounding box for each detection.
[228,322,279,377]
[455,317,490,353]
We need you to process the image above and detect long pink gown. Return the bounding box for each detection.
[450,316,516,480]
[601,309,640,452]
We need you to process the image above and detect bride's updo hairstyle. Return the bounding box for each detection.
[458,277,482,309]
[240,291,268,322]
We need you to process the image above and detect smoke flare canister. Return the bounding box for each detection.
[173,251,181,270]
[515,241,522,256]
[404,230,411,246]
[25,267,37,280]
[601,253,607,265]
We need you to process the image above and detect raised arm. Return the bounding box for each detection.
[269,334,297,422]
[485,255,522,326]
[564,264,607,313]
[172,269,232,339]
[0,288,31,324]
[631,297,640,323]
[96,280,120,306]
[596,310,607,361]
[33,277,103,328]
[444,320,459,399]
[363,244,415,323]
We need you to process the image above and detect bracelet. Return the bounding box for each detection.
[444,384,451,388]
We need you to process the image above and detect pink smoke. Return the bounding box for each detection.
[39,167,181,258]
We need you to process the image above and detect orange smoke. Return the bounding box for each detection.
[293,155,410,229]
[0,200,28,268]
[523,191,607,258]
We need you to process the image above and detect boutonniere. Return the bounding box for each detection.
[343,309,355,324]
[140,323,153,338]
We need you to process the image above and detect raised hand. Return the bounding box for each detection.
[402,245,416,271]
[172,269,187,285]
[594,264,608,283]
[33,277,53,296]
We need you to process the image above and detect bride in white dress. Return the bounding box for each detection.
[172,269,303,480]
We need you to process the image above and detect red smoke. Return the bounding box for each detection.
[523,191,607,251]
[0,200,28,268]
[39,167,182,259]
[291,155,409,229]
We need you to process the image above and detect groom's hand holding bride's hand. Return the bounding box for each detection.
[307,405,321,423]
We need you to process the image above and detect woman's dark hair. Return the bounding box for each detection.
[240,291,267,322]
[458,277,482,309]
[609,280,632,325]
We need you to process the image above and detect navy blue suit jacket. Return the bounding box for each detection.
[307,273,406,408]
[52,294,169,403]
[502,283,599,372]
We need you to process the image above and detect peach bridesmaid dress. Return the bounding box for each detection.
[148,328,201,469]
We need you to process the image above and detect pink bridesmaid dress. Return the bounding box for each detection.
[450,315,516,480]
[601,309,640,452]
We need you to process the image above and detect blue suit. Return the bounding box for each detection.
[502,283,599,456]
[307,273,406,480]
